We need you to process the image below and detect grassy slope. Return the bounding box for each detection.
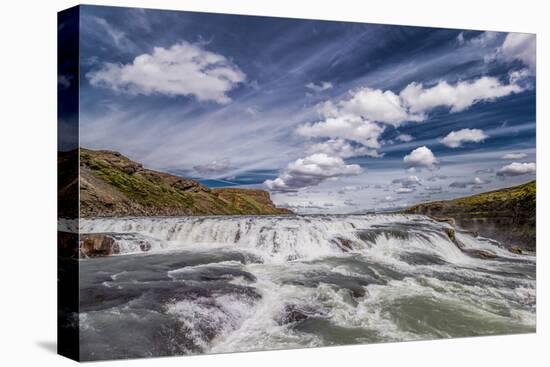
[78,148,292,217]
[405,181,536,250]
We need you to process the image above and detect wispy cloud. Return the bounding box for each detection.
[81,15,137,53]
[449,176,488,188]
[305,81,333,92]
[396,134,414,142]
[193,159,232,177]
[501,152,527,160]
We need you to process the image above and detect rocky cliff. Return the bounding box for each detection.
[404,181,536,251]
[78,148,292,217]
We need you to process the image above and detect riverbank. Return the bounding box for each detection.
[403,181,535,252]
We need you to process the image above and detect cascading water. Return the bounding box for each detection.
[77,215,536,361]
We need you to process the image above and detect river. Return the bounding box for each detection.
[77,214,536,361]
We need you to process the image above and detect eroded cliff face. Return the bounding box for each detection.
[404,181,536,251]
[76,148,292,217]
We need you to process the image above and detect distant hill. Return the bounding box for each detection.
[404,181,536,251]
[77,148,292,217]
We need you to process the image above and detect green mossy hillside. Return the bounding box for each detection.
[78,148,292,217]
[405,181,536,250]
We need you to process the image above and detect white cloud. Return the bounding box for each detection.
[501,33,536,72]
[297,114,384,149]
[305,81,333,92]
[501,152,528,160]
[296,76,520,168]
[245,107,258,117]
[497,162,536,176]
[193,159,231,177]
[400,77,522,114]
[87,41,246,104]
[396,133,414,142]
[383,196,399,202]
[264,153,362,191]
[449,176,487,188]
[468,31,500,47]
[440,128,488,148]
[403,146,438,169]
[425,186,442,192]
[296,88,404,161]
[335,87,423,126]
[395,187,415,194]
[392,175,421,188]
[337,185,370,194]
[285,75,522,191]
[508,68,532,84]
[426,175,448,182]
[475,168,494,174]
[457,32,465,45]
[305,138,380,158]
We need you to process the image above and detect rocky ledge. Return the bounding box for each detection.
[71,148,292,217]
[404,181,536,252]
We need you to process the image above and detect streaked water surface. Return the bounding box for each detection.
[78,215,535,361]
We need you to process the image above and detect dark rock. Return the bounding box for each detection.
[121,164,141,175]
[478,250,497,259]
[399,252,447,266]
[461,229,479,237]
[333,237,353,252]
[349,287,367,298]
[80,234,120,258]
[510,246,523,254]
[444,228,464,249]
[464,249,497,259]
[171,179,203,192]
[278,305,310,325]
[138,240,152,252]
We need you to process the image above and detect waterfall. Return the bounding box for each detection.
[79,214,522,264]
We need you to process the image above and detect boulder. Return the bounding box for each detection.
[80,233,120,258]
[510,246,523,254]
[121,163,142,175]
[444,228,465,249]
[464,249,497,259]
[333,237,353,252]
[138,240,151,252]
[278,305,310,325]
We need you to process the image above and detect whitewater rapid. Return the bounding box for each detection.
[77,215,536,360]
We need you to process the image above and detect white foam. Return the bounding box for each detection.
[166,293,257,351]
[79,215,458,262]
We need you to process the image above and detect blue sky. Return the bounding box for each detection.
[74,5,536,213]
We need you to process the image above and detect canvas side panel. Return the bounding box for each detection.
[57,5,80,362]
